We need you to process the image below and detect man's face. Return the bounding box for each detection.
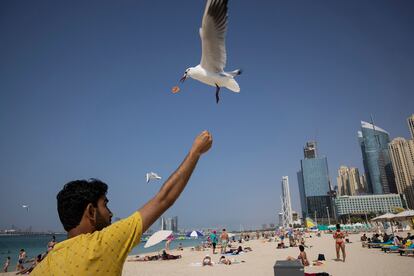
[94,196,113,231]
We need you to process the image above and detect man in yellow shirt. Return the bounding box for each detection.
[32,130,213,276]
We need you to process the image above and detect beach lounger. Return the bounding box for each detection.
[382,245,402,253]
[398,244,414,256]
[367,240,392,248]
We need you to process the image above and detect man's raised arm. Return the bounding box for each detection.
[139,130,212,232]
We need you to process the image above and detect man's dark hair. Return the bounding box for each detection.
[336,223,341,230]
[57,179,108,231]
[299,245,305,252]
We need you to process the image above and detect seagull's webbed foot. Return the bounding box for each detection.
[215,84,220,104]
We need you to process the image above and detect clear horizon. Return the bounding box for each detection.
[1,0,413,232]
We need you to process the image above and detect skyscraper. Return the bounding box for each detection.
[281,176,293,228]
[297,141,333,220]
[408,114,414,139]
[337,166,360,196]
[358,121,397,194]
[337,166,350,196]
[359,174,367,194]
[349,167,361,195]
[389,137,414,209]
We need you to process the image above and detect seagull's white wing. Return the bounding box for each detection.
[200,0,228,73]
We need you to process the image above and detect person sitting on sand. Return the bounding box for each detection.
[202,255,213,266]
[372,234,381,243]
[161,250,181,260]
[360,233,367,242]
[277,241,286,249]
[286,245,309,266]
[219,256,231,265]
[382,233,390,243]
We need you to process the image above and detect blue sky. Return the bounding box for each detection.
[1,0,413,232]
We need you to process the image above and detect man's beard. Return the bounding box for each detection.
[95,209,110,231]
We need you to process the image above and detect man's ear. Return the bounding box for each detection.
[85,203,96,223]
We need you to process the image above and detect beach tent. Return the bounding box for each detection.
[144,230,173,248]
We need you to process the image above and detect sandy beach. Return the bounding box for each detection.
[2,232,412,275]
[121,232,412,276]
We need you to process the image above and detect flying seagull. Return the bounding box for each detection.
[22,205,29,212]
[146,172,162,183]
[179,0,241,103]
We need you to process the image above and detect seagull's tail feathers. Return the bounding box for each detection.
[226,79,240,93]
[228,69,242,77]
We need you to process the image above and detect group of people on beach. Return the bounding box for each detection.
[3,235,57,275]
[3,235,57,274]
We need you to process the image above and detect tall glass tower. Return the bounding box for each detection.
[358,121,396,194]
[297,141,333,220]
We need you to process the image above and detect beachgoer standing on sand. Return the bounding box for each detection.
[210,230,218,254]
[31,131,212,275]
[165,234,174,251]
[220,229,229,254]
[333,223,346,262]
[3,257,10,272]
[16,249,26,271]
[47,235,57,252]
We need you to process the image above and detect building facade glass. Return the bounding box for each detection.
[335,194,406,216]
[301,157,330,196]
[358,121,396,194]
[298,153,332,219]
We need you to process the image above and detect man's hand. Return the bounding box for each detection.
[190,130,212,156]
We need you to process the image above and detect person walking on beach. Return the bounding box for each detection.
[210,230,218,254]
[3,256,10,272]
[333,224,346,262]
[16,249,26,272]
[31,131,212,276]
[220,229,229,254]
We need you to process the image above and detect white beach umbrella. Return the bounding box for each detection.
[144,230,173,248]
[371,213,396,222]
[393,210,414,220]
[228,233,236,238]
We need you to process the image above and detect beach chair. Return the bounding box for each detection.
[398,244,414,256]
[382,245,402,253]
[367,240,392,248]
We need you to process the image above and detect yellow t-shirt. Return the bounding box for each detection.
[31,211,142,276]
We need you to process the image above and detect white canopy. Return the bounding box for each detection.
[393,210,414,220]
[371,213,396,221]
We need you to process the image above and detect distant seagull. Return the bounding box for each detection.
[146,172,162,183]
[22,205,29,212]
[179,0,242,103]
